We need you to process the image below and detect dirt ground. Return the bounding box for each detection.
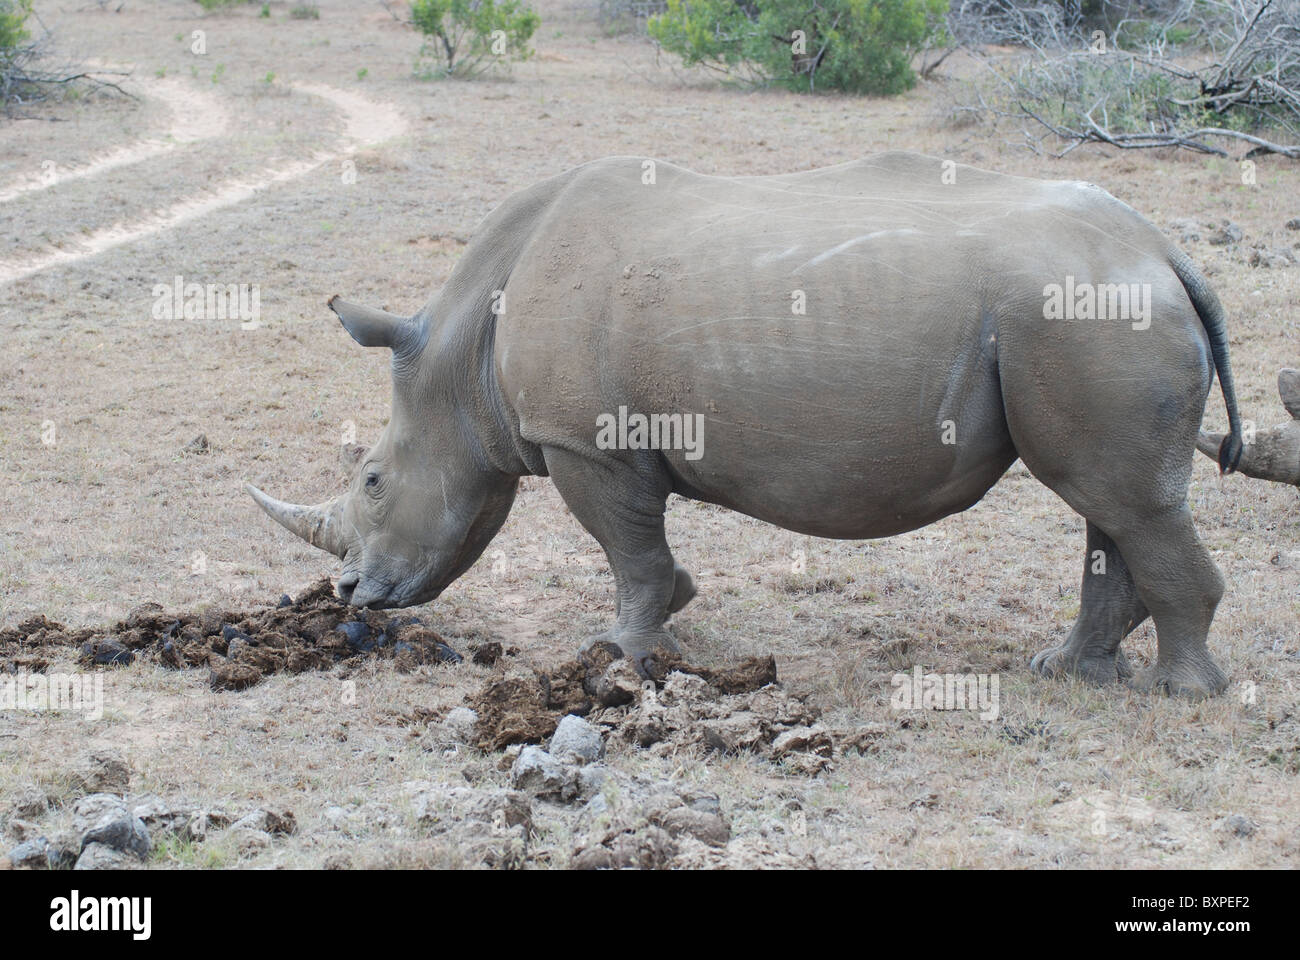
[1,0,1297,869]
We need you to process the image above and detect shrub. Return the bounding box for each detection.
[648,0,948,94]
[410,0,540,78]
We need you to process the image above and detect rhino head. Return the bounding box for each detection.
[1197,368,1300,488]
[246,297,519,607]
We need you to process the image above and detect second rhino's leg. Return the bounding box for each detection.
[1031,521,1147,684]
[542,446,688,662]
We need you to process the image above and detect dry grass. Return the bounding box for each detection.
[0,0,1297,868]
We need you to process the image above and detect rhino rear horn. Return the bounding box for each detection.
[328,296,416,352]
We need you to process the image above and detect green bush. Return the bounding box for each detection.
[411,0,540,78]
[0,0,32,58]
[648,0,947,94]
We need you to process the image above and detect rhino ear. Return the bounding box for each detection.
[328,296,415,351]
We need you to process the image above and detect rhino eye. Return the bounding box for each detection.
[365,472,379,490]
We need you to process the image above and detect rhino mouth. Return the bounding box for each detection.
[336,564,445,609]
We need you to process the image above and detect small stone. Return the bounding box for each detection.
[5,819,38,842]
[81,818,151,859]
[77,752,131,795]
[79,639,134,667]
[472,642,503,666]
[771,724,834,758]
[654,806,731,847]
[131,795,191,834]
[185,809,232,841]
[1224,814,1257,838]
[1208,221,1243,246]
[73,794,129,836]
[442,707,478,744]
[232,808,296,836]
[75,842,138,870]
[229,827,272,854]
[576,764,611,800]
[8,786,48,819]
[549,714,605,764]
[1285,217,1300,231]
[7,837,51,869]
[510,746,579,802]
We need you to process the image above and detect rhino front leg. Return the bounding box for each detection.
[543,447,688,664]
[1031,522,1145,684]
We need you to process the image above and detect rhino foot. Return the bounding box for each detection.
[1030,645,1133,685]
[580,626,680,670]
[1129,656,1228,700]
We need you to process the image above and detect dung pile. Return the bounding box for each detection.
[0,578,462,691]
[469,641,883,774]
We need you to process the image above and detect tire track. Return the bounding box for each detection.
[0,83,407,287]
[0,79,229,203]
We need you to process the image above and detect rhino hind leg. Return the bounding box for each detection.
[1031,522,1146,685]
[1104,504,1229,699]
[543,446,689,665]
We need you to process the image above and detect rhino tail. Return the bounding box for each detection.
[1170,251,1243,474]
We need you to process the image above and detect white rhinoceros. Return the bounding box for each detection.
[249,153,1246,698]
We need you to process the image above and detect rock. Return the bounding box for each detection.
[1223,814,1257,838]
[595,659,643,707]
[509,746,579,802]
[472,642,503,666]
[132,795,191,834]
[442,707,478,744]
[182,434,210,455]
[409,786,533,834]
[698,712,768,753]
[572,825,678,870]
[72,794,129,836]
[8,785,48,819]
[229,827,272,854]
[1248,245,1296,269]
[8,837,51,869]
[1207,221,1243,246]
[548,714,605,764]
[6,819,40,842]
[79,638,134,666]
[75,842,139,870]
[185,809,232,841]
[576,764,611,800]
[81,817,151,859]
[46,833,80,870]
[1168,217,1202,245]
[654,806,731,847]
[75,752,131,795]
[232,808,296,836]
[771,724,834,758]
[1285,217,1300,231]
[832,723,888,755]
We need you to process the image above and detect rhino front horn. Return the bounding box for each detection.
[1196,368,1300,487]
[246,484,349,558]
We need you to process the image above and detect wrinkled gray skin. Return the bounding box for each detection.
[1198,369,1300,487]
[250,152,1247,698]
